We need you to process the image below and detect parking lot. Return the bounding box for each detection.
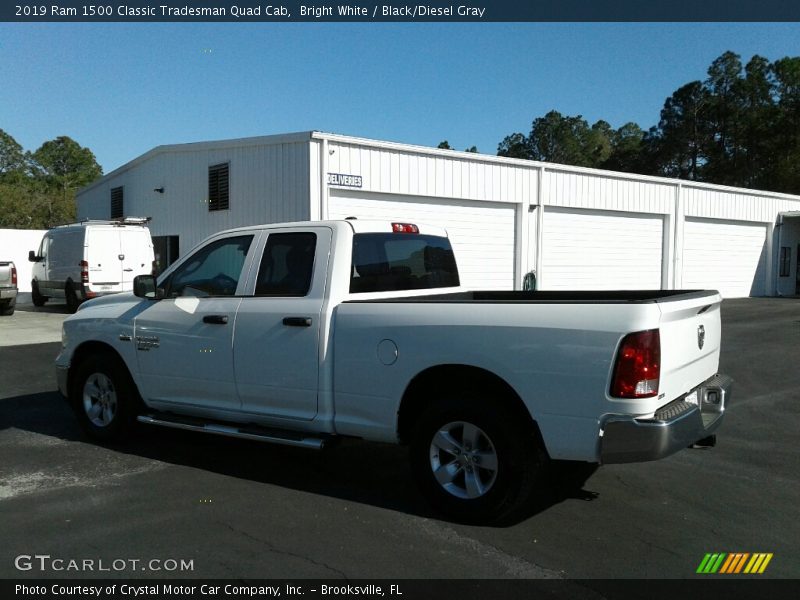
[0,297,797,580]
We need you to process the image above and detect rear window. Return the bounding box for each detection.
[350,233,459,293]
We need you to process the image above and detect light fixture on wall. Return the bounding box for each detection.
[154,187,165,194]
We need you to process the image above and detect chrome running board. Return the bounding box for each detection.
[137,414,327,450]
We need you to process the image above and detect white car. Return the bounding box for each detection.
[29,218,154,312]
[56,220,731,522]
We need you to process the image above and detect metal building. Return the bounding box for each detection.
[76,131,800,297]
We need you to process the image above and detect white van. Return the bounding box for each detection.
[29,218,155,312]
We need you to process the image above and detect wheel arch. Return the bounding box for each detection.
[68,341,141,402]
[397,364,545,452]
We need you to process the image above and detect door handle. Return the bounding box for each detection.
[283,317,312,327]
[123,268,134,272]
[203,315,228,325]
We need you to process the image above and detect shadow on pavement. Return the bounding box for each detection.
[1,388,600,527]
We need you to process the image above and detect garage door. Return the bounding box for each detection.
[682,218,767,298]
[328,191,516,290]
[542,208,664,290]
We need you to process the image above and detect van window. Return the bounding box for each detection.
[166,235,253,298]
[350,234,459,293]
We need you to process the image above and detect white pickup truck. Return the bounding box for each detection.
[56,220,731,522]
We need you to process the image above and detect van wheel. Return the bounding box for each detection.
[65,282,79,313]
[70,354,139,442]
[410,394,546,524]
[31,281,47,307]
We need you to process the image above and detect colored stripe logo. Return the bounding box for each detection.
[697,553,773,574]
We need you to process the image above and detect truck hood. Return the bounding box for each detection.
[71,292,147,320]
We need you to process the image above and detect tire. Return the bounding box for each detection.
[410,393,547,524]
[31,281,47,307]
[70,354,140,442]
[1,301,14,316]
[65,281,79,313]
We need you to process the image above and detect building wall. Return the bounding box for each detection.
[0,229,47,292]
[77,131,800,297]
[78,138,312,255]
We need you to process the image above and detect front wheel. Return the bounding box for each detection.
[31,281,47,307]
[70,355,139,442]
[410,395,547,524]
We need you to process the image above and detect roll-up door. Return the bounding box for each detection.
[542,208,664,290]
[682,218,767,298]
[328,191,516,290]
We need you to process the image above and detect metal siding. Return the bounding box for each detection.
[542,208,664,290]
[327,141,538,205]
[682,186,798,223]
[78,142,311,256]
[543,170,673,215]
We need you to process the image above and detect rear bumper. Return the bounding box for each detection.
[600,374,732,464]
[0,287,17,301]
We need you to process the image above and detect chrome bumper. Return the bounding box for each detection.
[56,364,69,398]
[600,374,732,464]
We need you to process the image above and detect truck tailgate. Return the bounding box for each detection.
[0,262,12,285]
[657,291,722,406]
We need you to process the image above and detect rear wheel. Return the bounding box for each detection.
[0,301,14,316]
[410,393,546,524]
[31,281,47,307]
[70,354,140,442]
[65,281,79,313]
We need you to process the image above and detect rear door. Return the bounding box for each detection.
[86,226,124,293]
[134,231,259,412]
[120,228,154,290]
[233,227,331,421]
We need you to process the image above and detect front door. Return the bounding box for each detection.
[135,232,258,412]
[234,228,330,421]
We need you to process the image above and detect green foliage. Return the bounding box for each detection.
[0,131,102,229]
[498,52,800,195]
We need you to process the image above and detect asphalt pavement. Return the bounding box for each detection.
[0,298,797,581]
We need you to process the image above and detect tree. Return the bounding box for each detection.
[437,140,453,150]
[649,81,712,180]
[497,133,529,159]
[0,129,25,179]
[30,136,102,226]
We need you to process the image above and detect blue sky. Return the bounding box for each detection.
[2,22,799,172]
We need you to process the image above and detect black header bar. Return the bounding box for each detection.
[4,1,800,22]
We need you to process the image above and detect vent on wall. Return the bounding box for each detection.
[208,163,230,211]
[110,186,124,219]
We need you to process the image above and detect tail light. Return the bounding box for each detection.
[610,329,660,398]
[80,260,89,284]
[11,265,17,286]
[391,223,419,234]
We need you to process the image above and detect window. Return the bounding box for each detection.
[110,187,123,219]
[350,233,460,293]
[780,246,791,277]
[165,235,253,298]
[208,163,230,211]
[255,233,317,297]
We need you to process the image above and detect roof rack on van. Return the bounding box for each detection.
[55,216,153,228]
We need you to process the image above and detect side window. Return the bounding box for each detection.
[39,237,48,259]
[166,235,253,298]
[255,232,317,297]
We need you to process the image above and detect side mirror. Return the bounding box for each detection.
[28,250,39,263]
[133,274,164,300]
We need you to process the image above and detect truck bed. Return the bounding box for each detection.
[346,289,716,304]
